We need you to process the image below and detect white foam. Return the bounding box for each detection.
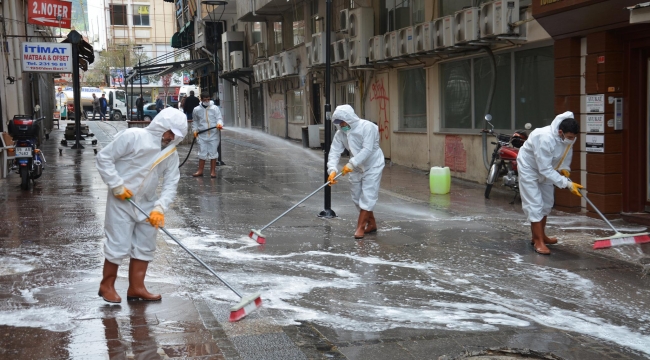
[0,257,36,276]
[0,307,77,332]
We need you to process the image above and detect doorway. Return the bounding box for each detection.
[312,83,321,124]
[251,86,264,129]
[646,59,650,210]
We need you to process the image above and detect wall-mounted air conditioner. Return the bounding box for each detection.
[221,31,245,72]
[455,7,479,44]
[339,9,349,32]
[281,51,298,76]
[349,39,368,67]
[480,1,520,38]
[262,61,270,81]
[368,35,385,62]
[305,42,313,67]
[349,7,374,41]
[334,39,349,63]
[254,42,266,59]
[414,21,435,53]
[269,55,280,78]
[433,18,445,50]
[398,26,414,56]
[311,32,334,65]
[442,15,455,48]
[230,51,243,70]
[384,31,398,59]
[252,64,260,82]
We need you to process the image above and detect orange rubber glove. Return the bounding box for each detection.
[193,131,198,138]
[217,124,223,130]
[568,181,584,197]
[342,163,354,175]
[148,205,165,228]
[328,171,337,186]
[559,169,570,178]
[112,185,133,201]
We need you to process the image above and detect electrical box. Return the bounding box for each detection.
[614,98,623,130]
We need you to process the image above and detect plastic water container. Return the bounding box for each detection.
[429,166,451,194]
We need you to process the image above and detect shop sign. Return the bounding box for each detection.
[597,56,605,64]
[586,114,604,133]
[585,94,605,113]
[28,0,72,28]
[22,42,72,73]
[585,134,604,153]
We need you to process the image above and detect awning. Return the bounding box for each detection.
[171,32,181,48]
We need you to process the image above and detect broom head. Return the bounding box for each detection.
[593,232,650,249]
[229,293,262,322]
[249,229,266,244]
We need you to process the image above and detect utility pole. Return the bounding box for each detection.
[69,30,84,149]
[319,0,335,218]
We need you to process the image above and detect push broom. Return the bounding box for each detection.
[128,199,262,321]
[249,172,344,244]
[579,189,650,249]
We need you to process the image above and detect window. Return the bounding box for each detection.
[380,0,425,34]
[288,89,305,123]
[311,0,322,34]
[399,68,427,131]
[252,22,262,44]
[440,0,531,17]
[133,5,150,26]
[273,22,283,54]
[292,4,305,46]
[337,83,356,110]
[441,46,554,131]
[116,90,126,103]
[110,5,127,26]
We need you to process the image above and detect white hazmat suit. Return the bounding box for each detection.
[96,107,188,264]
[327,105,385,211]
[517,111,575,223]
[192,103,223,160]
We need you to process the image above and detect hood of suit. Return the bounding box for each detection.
[332,104,361,129]
[145,107,188,147]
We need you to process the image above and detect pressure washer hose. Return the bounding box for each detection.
[481,46,497,171]
[178,126,219,168]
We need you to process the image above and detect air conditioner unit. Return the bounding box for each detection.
[414,21,435,53]
[254,42,267,59]
[253,64,260,82]
[330,41,337,63]
[262,61,270,81]
[480,1,520,38]
[349,7,374,41]
[441,15,456,48]
[455,7,479,44]
[281,51,298,76]
[398,26,414,56]
[269,55,280,78]
[311,32,334,65]
[305,42,313,67]
[339,9,349,32]
[384,31,398,59]
[349,39,368,67]
[368,35,385,62]
[230,51,243,70]
[335,39,349,63]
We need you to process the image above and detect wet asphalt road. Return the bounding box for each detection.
[0,120,649,360]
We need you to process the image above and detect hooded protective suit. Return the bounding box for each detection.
[327,105,385,211]
[517,111,575,223]
[96,107,188,264]
[192,103,223,160]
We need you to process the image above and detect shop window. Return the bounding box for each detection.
[440,46,554,131]
[337,83,356,110]
[399,67,427,131]
[110,5,127,26]
[292,4,305,46]
[252,22,262,44]
[288,89,305,123]
[273,22,283,54]
[133,5,150,26]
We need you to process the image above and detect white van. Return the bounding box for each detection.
[178,85,200,98]
[103,88,128,121]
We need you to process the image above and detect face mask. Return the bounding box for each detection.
[341,125,351,133]
[560,132,575,145]
[202,101,211,107]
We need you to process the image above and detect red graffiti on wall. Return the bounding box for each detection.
[370,78,390,140]
[444,135,467,172]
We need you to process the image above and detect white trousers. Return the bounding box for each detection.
[197,135,220,160]
[103,195,158,264]
[518,165,554,223]
[348,165,383,211]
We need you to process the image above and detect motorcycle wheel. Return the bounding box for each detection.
[20,167,29,190]
[484,162,502,199]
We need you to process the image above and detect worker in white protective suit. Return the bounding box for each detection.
[192,92,223,178]
[96,107,188,303]
[327,105,385,239]
[517,111,583,255]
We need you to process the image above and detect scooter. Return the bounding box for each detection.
[482,114,530,201]
[8,115,46,190]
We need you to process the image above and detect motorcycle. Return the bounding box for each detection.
[8,115,45,190]
[482,114,530,200]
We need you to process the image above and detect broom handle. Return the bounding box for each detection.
[259,172,345,232]
[128,199,243,298]
[579,189,620,233]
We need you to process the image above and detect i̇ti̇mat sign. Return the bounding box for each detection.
[22,42,73,73]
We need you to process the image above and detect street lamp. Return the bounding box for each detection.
[117,44,129,118]
[201,0,228,106]
[134,45,144,120]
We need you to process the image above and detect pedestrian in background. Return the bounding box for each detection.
[95,107,188,303]
[327,104,385,239]
[92,93,106,121]
[100,94,108,121]
[192,92,223,178]
[155,95,164,114]
[183,90,200,120]
[136,94,144,120]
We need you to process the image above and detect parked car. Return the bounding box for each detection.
[129,103,159,120]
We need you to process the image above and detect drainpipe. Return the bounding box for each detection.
[9,0,25,115]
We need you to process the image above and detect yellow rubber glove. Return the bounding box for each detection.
[112,185,133,201]
[148,205,165,228]
[559,169,570,178]
[217,124,223,130]
[193,131,198,138]
[328,171,337,186]
[568,181,584,197]
[342,163,354,175]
